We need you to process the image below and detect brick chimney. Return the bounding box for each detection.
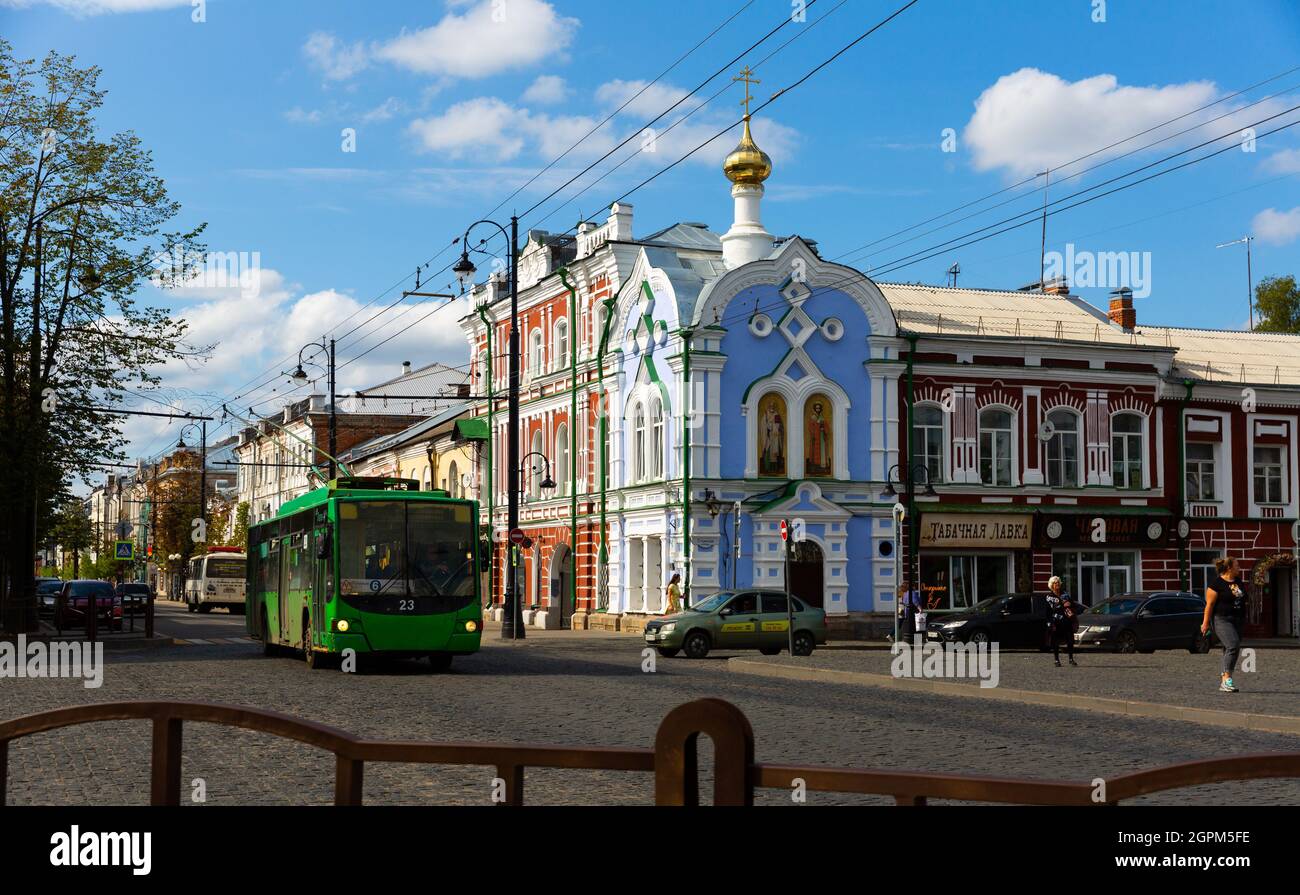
[1108,287,1135,331]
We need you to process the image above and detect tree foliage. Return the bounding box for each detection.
[0,41,206,627]
[1254,274,1300,334]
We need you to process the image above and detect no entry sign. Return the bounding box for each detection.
[509,528,526,546]
[779,519,788,542]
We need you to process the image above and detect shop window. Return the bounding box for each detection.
[757,392,788,478]
[914,404,945,484]
[1111,412,1144,489]
[1045,409,1080,488]
[1185,442,1216,501]
[1051,551,1138,607]
[1189,549,1221,599]
[1253,445,1285,504]
[978,408,1014,486]
[920,554,1009,611]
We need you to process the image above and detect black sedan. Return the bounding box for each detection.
[114,582,153,613]
[1075,592,1211,653]
[924,593,1052,650]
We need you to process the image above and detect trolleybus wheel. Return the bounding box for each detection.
[303,615,322,669]
[261,616,279,658]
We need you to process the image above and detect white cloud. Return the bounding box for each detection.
[0,0,187,13]
[284,107,323,125]
[964,68,1225,180]
[521,74,569,105]
[408,97,528,161]
[302,31,370,82]
[1262,148,1300,174]
[374,0,578,79]
[595,79,690,118]
[1252,206,1300,245]
[406,81,798,173]
[362,97,408,124]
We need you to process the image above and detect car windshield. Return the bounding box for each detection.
[690,592,734,613]
[1084,597,1145,616]
[69,582,114,598]
[36,581,63,594]
[973,595,1007,612]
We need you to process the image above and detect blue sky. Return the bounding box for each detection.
[5,0,1300,465]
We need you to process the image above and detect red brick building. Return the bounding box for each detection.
[888,281,1299,638]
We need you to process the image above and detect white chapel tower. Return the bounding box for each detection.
[720,67,775,270]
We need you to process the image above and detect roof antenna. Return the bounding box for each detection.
[946,262,960,288]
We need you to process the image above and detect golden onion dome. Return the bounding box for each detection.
[722,115,772,186]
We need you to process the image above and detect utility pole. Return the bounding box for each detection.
[1038,169,1050,290]
[1215,236,1255,329]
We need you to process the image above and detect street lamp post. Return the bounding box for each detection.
[454,216,522,638]
[178,420,207,532]
[879,463,937,644]
[290,337,337,480]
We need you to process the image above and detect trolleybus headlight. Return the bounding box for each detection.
[336,619,350,632]
[465,620,478,633]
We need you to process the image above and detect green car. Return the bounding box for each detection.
[643,589,828,659]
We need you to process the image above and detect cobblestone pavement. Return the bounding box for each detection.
[743,643,1300,715]
[3,627,1298,806]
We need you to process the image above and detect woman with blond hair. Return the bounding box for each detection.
[1202,557,1248,692]
[1045,576,1079,667]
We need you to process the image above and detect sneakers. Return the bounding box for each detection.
[1054,659,1062,667]
[1219,677,1239,693]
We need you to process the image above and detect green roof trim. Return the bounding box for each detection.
[455,417,489,441]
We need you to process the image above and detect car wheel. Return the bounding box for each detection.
[656,647,681,658]
[428,653,453,672]
[758,645,781,656]
[792,631,815,657]
[198,603,212,614]
[967,628,992,646]
[683,630,711,659]
[186,597,196,614]
[1117,630,1139,653]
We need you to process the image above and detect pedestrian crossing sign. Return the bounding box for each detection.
[114,540,134,561]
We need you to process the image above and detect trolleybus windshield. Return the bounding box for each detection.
[338,500,475,612]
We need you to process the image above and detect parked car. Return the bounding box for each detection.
[643,589,828,659]
[1075,592,1211,653]
[114,582,153,614]
[57,580,122,631]
[36,579,64,617]
[924,593,1052,649]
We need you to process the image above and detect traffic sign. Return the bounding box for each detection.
[792,517,806,543]
[779,519,788,542]
[114,540,134,561]
[509,528,526,546]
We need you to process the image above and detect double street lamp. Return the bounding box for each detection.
[879,464,938,644]
[289,338,338,481]
[454,216,524,639]
[177,420,207,532]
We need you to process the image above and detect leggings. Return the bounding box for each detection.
[1050,624,1074,661]
[1213,615,1242,676]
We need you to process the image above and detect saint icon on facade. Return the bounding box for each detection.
[805,395,832,477]
[758,393,786,477]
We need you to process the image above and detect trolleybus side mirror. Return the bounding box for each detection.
[317,530,332,560]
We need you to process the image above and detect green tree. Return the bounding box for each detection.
[0,42,207,630]
[49,497,92,577]
[1253,275,1300,333]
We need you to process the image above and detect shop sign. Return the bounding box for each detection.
[1035,513,1172,548]
[919,514,1033,550]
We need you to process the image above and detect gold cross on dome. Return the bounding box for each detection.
[734,66,760,117]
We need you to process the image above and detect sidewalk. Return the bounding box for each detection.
[727,647,1300,736]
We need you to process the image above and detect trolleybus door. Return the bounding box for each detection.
[279,536,292,644]
[312,527,329,646]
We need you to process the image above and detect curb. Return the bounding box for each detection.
[727,659,1300,736]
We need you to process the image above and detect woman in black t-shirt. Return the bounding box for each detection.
[1201,557,1248,693]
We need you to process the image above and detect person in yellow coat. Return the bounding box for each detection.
[665,573,682,614]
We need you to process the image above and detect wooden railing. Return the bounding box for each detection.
[2,697,1298,805]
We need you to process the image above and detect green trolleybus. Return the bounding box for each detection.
[246,477,482,671]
